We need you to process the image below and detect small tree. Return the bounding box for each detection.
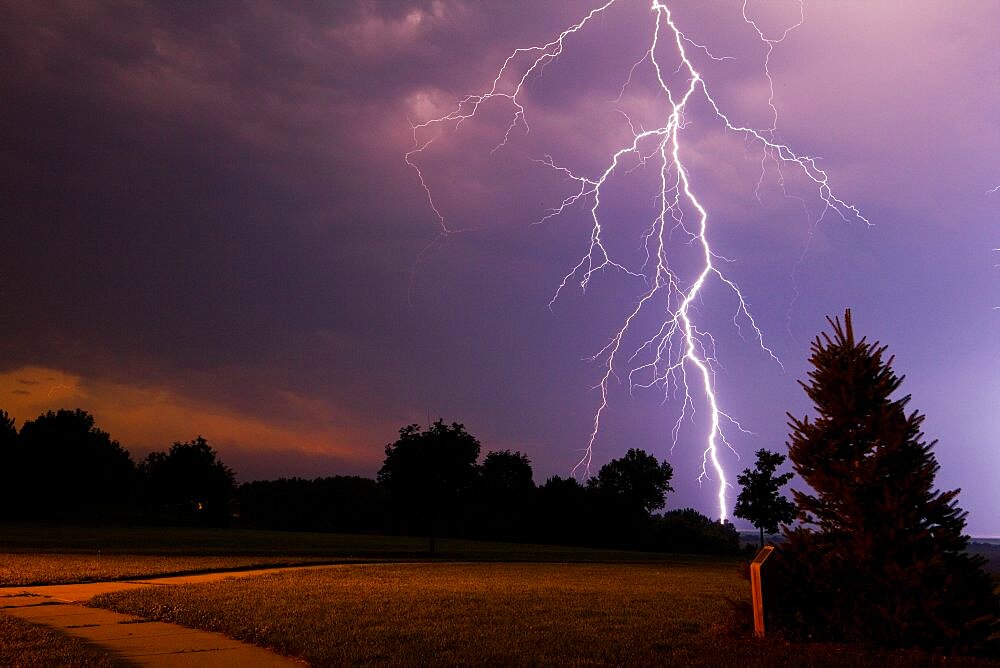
[734,449,795,549]
[772,310,998,652]
[377,420,480,554]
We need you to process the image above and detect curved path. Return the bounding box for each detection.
[0,565,335,666]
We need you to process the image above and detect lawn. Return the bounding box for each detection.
[3,526,998,665]
[91,561,747,665]
[0,552,338,586]
[0,524,705,585]
[91,562,998,666]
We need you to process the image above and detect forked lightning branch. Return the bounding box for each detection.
[406,0,867,521]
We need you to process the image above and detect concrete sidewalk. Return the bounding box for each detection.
[0,565,333,666]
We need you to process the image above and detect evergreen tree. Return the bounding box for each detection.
[734,448,795,549]
[772,310,998,653]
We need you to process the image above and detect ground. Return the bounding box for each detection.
[2,526,998,666]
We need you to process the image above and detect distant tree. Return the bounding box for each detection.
[237,477,308,530]
[587,448,674,545]
[237,476,389,533]
[533,475,592,545]
[0,409,15,445]
[305,476,389,531]
[378,420,480,554]
[588,448,673,514]
[772,310,999,653]
[17,408,136,519]
[0,409,20,516]
[141,436,235,525]
[734,449,796,549]
[479,450,535,496]
[470,450,535,539]
[648,508,741,555]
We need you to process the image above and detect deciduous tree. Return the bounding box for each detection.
[471,450,535,539]
[588,448,673,516]
[734,449,795,549]
[17,408,136,518]
[141,436,235,524]
[378,420,480,553]
[587,448,673,545]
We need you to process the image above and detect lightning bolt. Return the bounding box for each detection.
[407,1,867,521]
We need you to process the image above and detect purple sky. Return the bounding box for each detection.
[1,1,997,535]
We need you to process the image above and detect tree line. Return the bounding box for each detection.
[0,408,741,554]
[0,409,235,524]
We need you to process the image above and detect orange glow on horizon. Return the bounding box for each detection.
[0,365,380,477]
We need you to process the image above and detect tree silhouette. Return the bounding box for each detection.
[141,436,235,525]
[0,410,14,445]
[773,310,999,652]
[734,449,795,549]
[588,448,673,544]
[588,448,673,515]
[378,420,480,554]
[471,450,535,539]
[17,408,136,519]
[238,476,389,532]
[479,450,534,496]
[534,475,592,545]
[649,508,741,555]
[0,409,20,517]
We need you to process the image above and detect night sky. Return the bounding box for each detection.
[2,1,997,535]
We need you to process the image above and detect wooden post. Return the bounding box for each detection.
[750,545,774,638]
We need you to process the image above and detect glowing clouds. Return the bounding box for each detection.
[0,366,378,478]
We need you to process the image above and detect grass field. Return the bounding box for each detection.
[91,562,998,667]
[88,561,759,665]
[0,524,706,585]
[0,552,338,586]
[3,526,998,666]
